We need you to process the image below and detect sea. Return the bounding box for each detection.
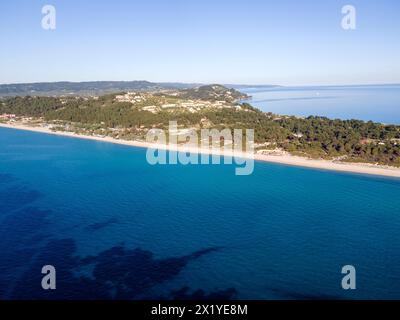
[1,123,400,300]
[239,84,400,124]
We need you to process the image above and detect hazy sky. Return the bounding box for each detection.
[1,0,399,85]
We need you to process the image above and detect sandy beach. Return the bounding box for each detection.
[2,122,400,178]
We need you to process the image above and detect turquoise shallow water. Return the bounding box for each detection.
[1,126,400,300]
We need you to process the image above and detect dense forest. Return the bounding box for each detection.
[1,93,400,166]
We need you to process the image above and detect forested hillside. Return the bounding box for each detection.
[1,90,400,166]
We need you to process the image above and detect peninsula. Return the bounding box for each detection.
[1,84,400,178]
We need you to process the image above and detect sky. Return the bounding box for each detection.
[0,0,399,86]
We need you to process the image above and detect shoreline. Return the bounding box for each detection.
[1,122,400,178]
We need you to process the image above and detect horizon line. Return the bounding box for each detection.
[1,80,400,88]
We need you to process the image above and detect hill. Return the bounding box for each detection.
[180,84,248,102]
[0,81,201,97]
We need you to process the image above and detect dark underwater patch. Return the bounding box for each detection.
[9,239,228,300]
[0,206,52,299]
[0,173,15,184]
[85,217,118,231]
[0,185,41,214]
[0,177,235,300]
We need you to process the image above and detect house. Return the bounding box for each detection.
[161,104,177,109]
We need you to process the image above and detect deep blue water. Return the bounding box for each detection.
[240,85,400,124]
[1,126,400,300]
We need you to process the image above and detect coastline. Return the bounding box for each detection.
[2,122,400,178]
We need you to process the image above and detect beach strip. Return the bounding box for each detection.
[1,122,400,178]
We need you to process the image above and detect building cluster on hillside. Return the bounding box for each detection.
[151,99,242,114]
[113,91,244,114]
[0,114,16,120]
[115,92,146,103]
[157,100,242,113]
